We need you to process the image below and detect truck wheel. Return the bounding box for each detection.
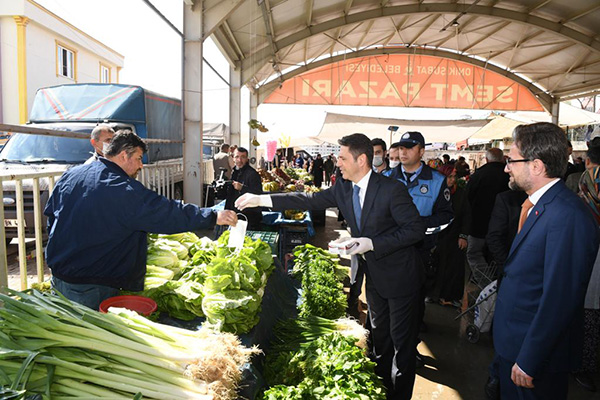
[173,183,183,201]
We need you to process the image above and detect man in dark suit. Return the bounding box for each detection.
[236,133,425,400]
[465,148,509,281]
[493,122,599,399]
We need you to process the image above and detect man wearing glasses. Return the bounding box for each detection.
[493,122,599,399]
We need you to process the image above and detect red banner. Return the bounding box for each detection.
[264,54,544,111]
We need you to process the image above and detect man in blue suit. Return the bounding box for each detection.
[493,122,600,399]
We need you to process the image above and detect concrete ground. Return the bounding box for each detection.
[311,209,600,400]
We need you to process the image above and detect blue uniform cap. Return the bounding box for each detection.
[398,131,426,148]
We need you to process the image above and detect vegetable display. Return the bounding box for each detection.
[134,231,275,333]
[202,231,275,334]
[259,167,317,193]
[291,244,348,320]
[0,289,257,400]
[262,333,385,400]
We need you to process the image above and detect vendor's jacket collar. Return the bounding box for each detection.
[100,157,132,179]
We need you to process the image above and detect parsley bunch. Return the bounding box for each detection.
[291,245,347,320]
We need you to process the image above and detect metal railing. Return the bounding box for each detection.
[138,158,184,199]
[0,171,62,290]
[0,159,184,290]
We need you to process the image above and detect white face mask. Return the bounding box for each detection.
[373,155,384,167]
[389,160,400,169]
[102,142,110,155]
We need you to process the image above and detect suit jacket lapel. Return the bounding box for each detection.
[360,173,380,231]
[506,181,562,262]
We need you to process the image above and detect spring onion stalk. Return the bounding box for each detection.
[54,378,132,399]
[0,290,257,400]
[0,294,193,362]
[0,350,209,399]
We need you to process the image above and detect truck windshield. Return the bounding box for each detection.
[0,134,92,163]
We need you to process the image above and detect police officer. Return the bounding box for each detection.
[389,131,453,366]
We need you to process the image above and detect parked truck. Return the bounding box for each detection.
[0,83,188,242]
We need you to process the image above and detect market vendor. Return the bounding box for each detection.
[222,146,263,232]
[236,133,425,400]
[44,130,238,310]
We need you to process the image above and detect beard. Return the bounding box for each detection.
[508,178,522,191]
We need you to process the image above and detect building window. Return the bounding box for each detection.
[57,44,75,79]
[100,64,110,83]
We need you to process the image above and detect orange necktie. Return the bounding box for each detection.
[518,198,534,233]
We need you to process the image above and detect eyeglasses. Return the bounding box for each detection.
[505,157,530,166]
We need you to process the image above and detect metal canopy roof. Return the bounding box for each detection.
[205,0,600,111]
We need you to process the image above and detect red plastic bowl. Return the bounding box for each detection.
[99,295,157,316]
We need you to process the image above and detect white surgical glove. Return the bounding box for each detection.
[235,193,273,210]
[345,237,374,255]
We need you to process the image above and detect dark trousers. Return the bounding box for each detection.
[366,270,420,400]
[498,356,568,400]
[417,247,434,332]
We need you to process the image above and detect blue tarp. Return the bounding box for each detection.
[29,84,183,162]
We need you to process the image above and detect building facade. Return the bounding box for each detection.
[0,0,124,124]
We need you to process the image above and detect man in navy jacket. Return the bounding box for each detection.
[493,122,599,399]
[45,130,237,310]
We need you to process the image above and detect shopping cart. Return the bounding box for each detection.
[455,260,499,343]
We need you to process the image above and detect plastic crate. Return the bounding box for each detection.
[278,224,309,260]
[246,230,279,255]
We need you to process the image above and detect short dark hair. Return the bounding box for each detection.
[442,154,450,160]
[513,122,568,179]
[486,148,504,163]
[390,142,401,150]
[338,133,373,167]
[587,142,600,165]
[105,129,148,157]
[371,138,387,152]
[220,143,230,152]
[235,147,248,155]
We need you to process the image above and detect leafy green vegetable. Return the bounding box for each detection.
[146,265,175,280]
[198,231,275,333]
[262,333,385,399]
[291,244,347,320]
[202,290,262,334]
[158,239,189,260]
[146,244,179,269]
[137,231,274,330]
